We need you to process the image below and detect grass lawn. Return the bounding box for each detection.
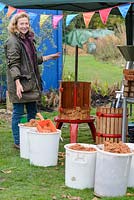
[1,110,134,200]
[0,56,134,199]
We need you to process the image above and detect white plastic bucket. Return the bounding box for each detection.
[94,148,133,197]
[125,143,134,187]
[64,143,97,189]
[28,129,61,167]
[19,124,36,159]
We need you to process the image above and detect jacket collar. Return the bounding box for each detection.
[15,31,34,42]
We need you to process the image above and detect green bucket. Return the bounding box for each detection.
[20,115,27,123]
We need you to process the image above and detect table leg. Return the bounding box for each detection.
[88,122,96,142]
[70,124,78,143]
[55,122,63,129]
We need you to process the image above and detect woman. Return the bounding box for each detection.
[4,12,60,149]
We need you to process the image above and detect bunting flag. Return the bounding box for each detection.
[83,12,95,28]
[6,6,16,17]
[66,14,78,27]
[17,9,25,13]
[0,2,5,11]
[52,15,63,29]
[99,8,112,24]
[3,2,134,30]
[28,12,38,26]
[118,3,131,18]
[40,14,50,28]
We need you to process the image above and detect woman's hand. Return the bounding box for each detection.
[15,79,24,99]
[43,52,60,62]
[50,52,61,59]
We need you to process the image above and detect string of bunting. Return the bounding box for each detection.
[0,2,132,29]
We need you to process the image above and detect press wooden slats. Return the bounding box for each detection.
[110,108,115,143]
[59,81,91,120]
[106,107,111,142]
[96,106,126,144]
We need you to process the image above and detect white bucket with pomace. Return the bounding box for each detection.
[64,143,97,189]
[28,129,61,167]
[125,143,134,187]
[19,124,36,159]
[94,147,133,197]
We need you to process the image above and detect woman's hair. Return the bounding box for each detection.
[7,12,32,33]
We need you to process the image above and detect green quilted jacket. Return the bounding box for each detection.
[4,33,43,103]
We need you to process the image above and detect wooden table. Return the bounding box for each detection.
[54,116,96,143]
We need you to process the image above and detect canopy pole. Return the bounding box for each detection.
[75,45,78,82]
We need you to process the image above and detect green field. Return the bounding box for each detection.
[63,55,123,85]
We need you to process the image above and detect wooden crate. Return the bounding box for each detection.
[96,106,128,144]
[123,80,134,97]
[58,81,91,120]
[123,69,134,81]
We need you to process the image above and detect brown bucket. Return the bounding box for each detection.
[96,106,127,144]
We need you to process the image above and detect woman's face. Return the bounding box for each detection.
[17,17,30,35]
